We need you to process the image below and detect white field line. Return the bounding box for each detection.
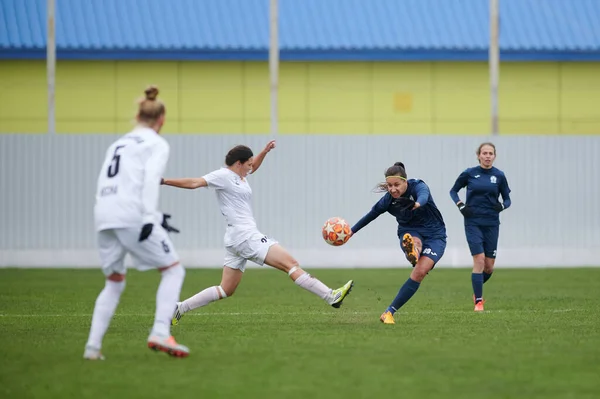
[0,309,574,317]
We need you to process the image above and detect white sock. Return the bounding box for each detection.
[150,265,185,338]
[180,286,226,313]
[294,272,332,301]
[86,280,126,350]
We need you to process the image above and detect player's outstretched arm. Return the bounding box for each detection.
[250,140,276,174]
[161,177,207,189]
[141,142,170,227]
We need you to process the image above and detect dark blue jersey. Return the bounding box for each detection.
[449,166,511,227]
[351,179,446,239]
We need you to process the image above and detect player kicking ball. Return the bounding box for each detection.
[162,141,354,326]
[347,162,447,324]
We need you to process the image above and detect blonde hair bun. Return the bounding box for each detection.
[144,85,159,101]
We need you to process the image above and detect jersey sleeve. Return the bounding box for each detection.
[202,168,229,190]
[350,194,390,235]
[499,172,512,209]
[449,169,469,204]
[413,180,431,206]
[141,139,170,225]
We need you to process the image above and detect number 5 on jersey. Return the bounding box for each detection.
[107,145,126,178]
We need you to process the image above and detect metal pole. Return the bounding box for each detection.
[490,0,499,135]
[47,0,56,135]
[269,0,279,137]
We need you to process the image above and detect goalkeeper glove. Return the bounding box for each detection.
[456,201,474,217]
[162,213,180,233]
[139,223,153,242]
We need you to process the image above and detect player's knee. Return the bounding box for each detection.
[473,253,485,264]
[483,257,495,272]
[105,277,126,295]
[159,261,184,274]
[411,264,428,281]
[158,263,185,286]
[170,263,185,278]
[412,258,434,282]
[107,273,125,282]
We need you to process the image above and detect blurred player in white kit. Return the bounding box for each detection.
[84,85,188,360]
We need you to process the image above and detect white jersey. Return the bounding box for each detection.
[94,126,169,231]
[203,167,258,246]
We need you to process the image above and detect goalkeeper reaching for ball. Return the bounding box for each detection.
[347,162,447,325]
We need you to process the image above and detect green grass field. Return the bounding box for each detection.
[1,268,599,399]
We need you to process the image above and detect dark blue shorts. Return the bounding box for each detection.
[399,232,446,266]
[465,225,499,258]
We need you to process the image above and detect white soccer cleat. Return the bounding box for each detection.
[330,280,354,308]
[83,346,105,360]
[171,302,184,326]
[147,335,190,358]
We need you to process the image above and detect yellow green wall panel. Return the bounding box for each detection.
[1,60,598,134]
[0,61,47,134]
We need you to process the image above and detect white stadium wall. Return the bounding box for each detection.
[1,135,599,268]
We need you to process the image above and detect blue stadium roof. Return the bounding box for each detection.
[1,0,599,61]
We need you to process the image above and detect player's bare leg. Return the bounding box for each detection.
[173,266,241,326]
[483,257,495,280]
[264,244,353,308]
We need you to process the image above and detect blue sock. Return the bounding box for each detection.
[483,271,493,283]
[472,273,484,303]
[387,278,420,315]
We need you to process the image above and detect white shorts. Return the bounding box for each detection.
[224,232,278,272]
[97,226,179,276]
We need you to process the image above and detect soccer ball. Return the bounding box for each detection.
[322,217,351,246]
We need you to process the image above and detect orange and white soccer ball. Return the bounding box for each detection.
[322,217,351,246]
